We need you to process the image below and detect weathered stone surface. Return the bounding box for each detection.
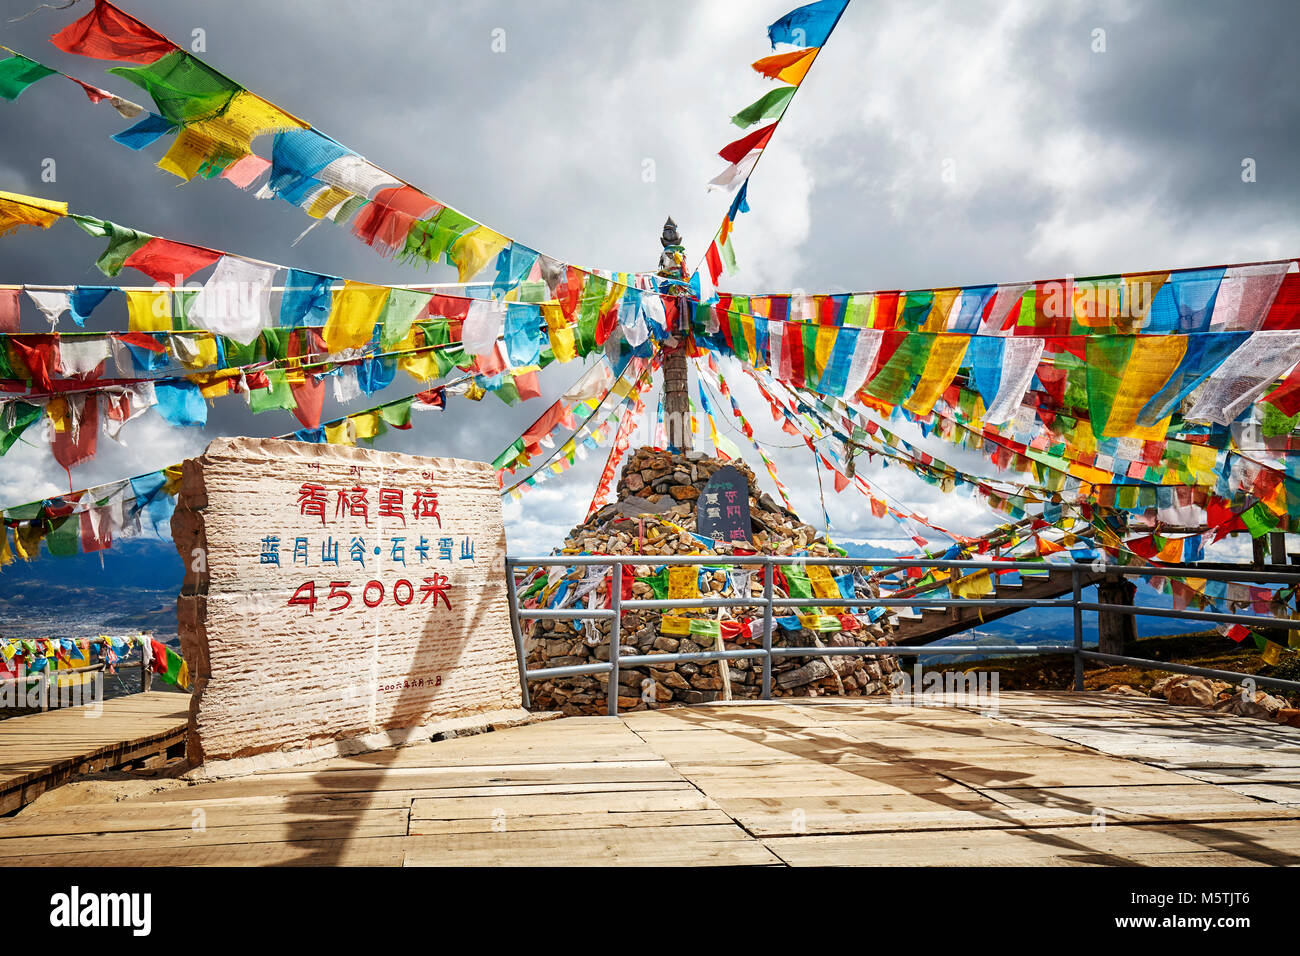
[174,437,520,764]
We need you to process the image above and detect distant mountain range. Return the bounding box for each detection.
[0,537,182,640]
[836,538,1196,659]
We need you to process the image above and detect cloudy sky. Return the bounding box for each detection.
[1,0,1298,554]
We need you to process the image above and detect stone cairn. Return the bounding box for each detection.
[522,446,901,715]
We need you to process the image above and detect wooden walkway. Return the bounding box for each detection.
[3,691,1300,865]
[0,692,187,815]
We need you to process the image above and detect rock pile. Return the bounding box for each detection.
[522,446,901,715]
[1108,674,1294,723]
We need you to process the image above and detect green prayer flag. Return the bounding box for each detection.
[108,50,242,125]
[730,85,797,128]
[380,289,428,349]
[156,644,189,689]
[0,402,42,456]
[898,291,935,329]
[689,618,722,640]
[491,437,526,470]
[1085,335,1134,437]
[220,336,258,368]
[865,333,935,404]
[1241,502,1281,538]
[0,53,56,101]
[71,218,153,278]
[642,570,670,602]
[248,368,296,414]
[44,514,79,558]
[784,568,814,600]
[379,398,412,429]
[400,208,478,267]
[492,378,521,406]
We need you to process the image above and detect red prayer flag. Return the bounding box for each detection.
[415,387,446,409]
[50,0,176,64]
[288,329,324,429]
[1259,271,1300,331]
[513,370,541,402]
[0,289,21,333]
[51,394,98,470]
[79,508,112,553]
[113,331,166,352]
[704,243,724,284]
[718,123,777,164]
[123,238,221,284]
[9,335,60,392]
[70,77,111,104]
[350,186,440,257]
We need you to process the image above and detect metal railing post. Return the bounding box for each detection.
[761,556,774,700]
[608,561,622,717]
[504,556,532,709]
[1072,566,1084,692]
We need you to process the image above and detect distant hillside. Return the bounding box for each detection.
[0,537,182,640]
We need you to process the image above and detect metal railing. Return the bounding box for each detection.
[505,555,1300,716]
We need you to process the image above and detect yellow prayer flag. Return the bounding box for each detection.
[542,302,575,362]
[949,570,993,600]
[807,564,844,614]
[46,395,69,433]
[922,289,960,332]
[660,615,693,636]
[449,226,509,282]
[667,566,699,601]
[14,523,42,561]
[324,280,390,353]
[397,328,438,382]
[173,332,218,369]
[324,420,356,446]
[0,190,66,237]
[125,290,172,333]
[305,184,353,219]
[351,411,381,440]
[1102,335,1186,440]
[157,90,307,181]
[903,334,970,416]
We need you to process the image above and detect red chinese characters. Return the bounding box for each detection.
[377,487,406,525]
[285,577,456,614]
[412,490,442,527]
[335,486,369,525]
[294,482,443,528]
[297,483,328,526]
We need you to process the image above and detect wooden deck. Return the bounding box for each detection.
[0,692,188,815]
[3,691,1300,865]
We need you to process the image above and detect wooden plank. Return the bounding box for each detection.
[409,809,733,835]
[410,789,717,819]
[762,820,1300,866]
[0,693,187,812]
[400,826,779,867]
[0,810,411,859]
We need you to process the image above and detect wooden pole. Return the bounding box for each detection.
[657,217,692,453]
